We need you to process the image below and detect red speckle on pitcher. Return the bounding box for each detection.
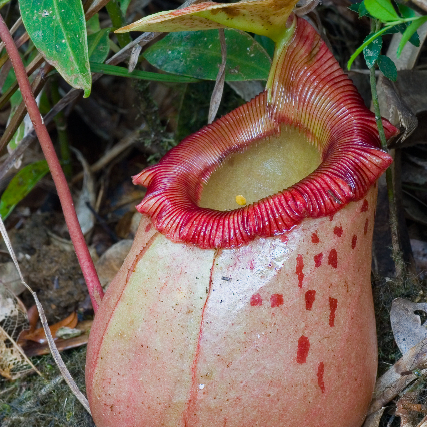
[311,233,319,244]
[333,226,343,237]
[317,362,325,393]
[271,294,284,307]
[364,219,369,235]
[296,254,304,287]
[328,249,337,268]
[314,253,323,268]
[297,336,310,364]
[250,293,262,306]
[361,199,369,212]
[280,234,289,244]
[144,223,152,232]
[329,297,338,327]
[305,290,316,310]
[351,235,357,249]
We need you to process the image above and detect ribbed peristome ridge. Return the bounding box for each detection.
[133,17,397,249]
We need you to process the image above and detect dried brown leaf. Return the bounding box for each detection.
[362,407,386,427]
[391,298,427,355]
[0,284,40,379]
[20,312,78,344]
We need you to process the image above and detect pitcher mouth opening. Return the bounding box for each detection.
[199,124,322,212]
[132,18,397,250]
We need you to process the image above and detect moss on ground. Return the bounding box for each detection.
[0,347,94,427]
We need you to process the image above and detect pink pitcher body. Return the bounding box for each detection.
[86,186,377,427]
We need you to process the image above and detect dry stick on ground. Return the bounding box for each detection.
[0,15,104,311]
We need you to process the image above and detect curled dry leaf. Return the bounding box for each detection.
[95,239,133,289]
[0,262,26,295]
[361,407,386,427]
[56,326,83,339]
[226,80,264,102]
[19,311,78,344]
[411,239,427,277]
[368,336,427,414]
[391,298,427,355]
[21,320,93,358]
[72,148,96,236]
[396,392,423,427]
[208,28,227,124]
[0,283,39,379]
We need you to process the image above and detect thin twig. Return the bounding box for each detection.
[294,0,320,17]
[0,63,48,154]
[0,16,22,55]
[0,15,104,311]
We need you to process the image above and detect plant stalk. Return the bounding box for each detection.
[369,18,405,280]
[106,0,132,48]
[0,15,104,311]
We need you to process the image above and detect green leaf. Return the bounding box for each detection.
[88,29,111,63]
[407,29,420,46]
[87,14,101,33]
[347,25,391,70]
[119,0,131,14]
[382,24,400,34]
[397,16,427,57]
[359,1,371,17]
[363,33,382,68]
[254,34,275,59]
[396,22,420,46]
[19,0,92,97]
[365,0,399,21]
[0,0,11,9]
[397,3,417,18]
[144,29,271,81]
[377,54,397,81]
[0,161,50,220]
[348,2,361,13]
[89,62,200,83]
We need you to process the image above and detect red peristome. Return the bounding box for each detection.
[133,17,397,249]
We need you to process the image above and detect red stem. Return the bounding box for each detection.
[0,15,104,311]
